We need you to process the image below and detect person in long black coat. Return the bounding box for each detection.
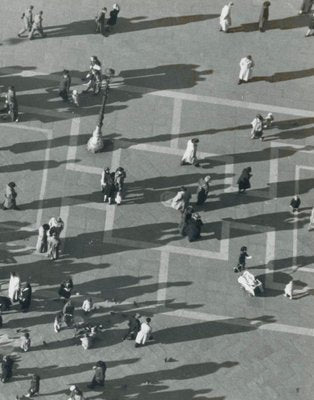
[299,0,314,14]
[178,206,194,236]
[1,356,13,383]
[122,314,141,340]
[19,282,32,313]
[259,1,270,32]
[106,4,120,32]
[237,167,252,193]
[185,213,203,242]
[58,70,71,101]
[196,176,211,206]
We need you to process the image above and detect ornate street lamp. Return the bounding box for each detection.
[87,68,115,153]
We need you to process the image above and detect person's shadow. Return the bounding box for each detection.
[33,14,220,39]
[249,67,314,83]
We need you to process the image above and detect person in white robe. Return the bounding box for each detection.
[284,280,294,299]
[238,56,254,84]
[171,187,191,212]
[219,2,234,32]
[8,272,21,303]
[135,318,152,347]
[181,138,199,166]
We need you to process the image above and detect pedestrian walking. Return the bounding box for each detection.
[185,213,203,242]
[7,86,19,122]
[82,297,93,314]
[305,11,314,36]
[8,272,21,304]
[20,332,31,352]
[259,1,271,32]
[83,57,102,94]
[71,90,80,107]
[25,374,40,398]
[69,385,85,400]
[284,280,294,299]
[308,206,314,230]
[238,56,254,84]
[101,167,116,204]
[122,314,141,340]
[135,317,153,347]
[47,232,60,260]
[219,2,234,32]
[49,216,64,238]
[196,175,211,205]
[18,5,34,37]
[19,282,32,312]
[59,70,71,102]
[36,223,50,253]
[171,187,191,212]
[181,138,200,166]
[233,246,252,272]
[95,7,107,35]
[1,356,13,383]
[29,10,45,39]
[250,114,264,140]
[54,312,63,333]
[178,205,194,236]
[87,361,107,389]
[3,182,19,210]
[237,167,252,193]
[299,0,314,14]
[290,195,301,213]
[105,4,120,34]
[115,167,126,205]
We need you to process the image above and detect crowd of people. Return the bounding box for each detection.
[0,0,313,397]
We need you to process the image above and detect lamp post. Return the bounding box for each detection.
[87,68,115,153]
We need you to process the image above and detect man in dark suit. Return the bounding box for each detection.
[59,70,71,101]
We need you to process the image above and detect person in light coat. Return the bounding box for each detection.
[18,5,34,37]
[171,187,191,212]
[181,138,200,166]
[238,55,254,84]
[219,2,234,32]
[8,272,21,303]
[135,318,152,347]
[250,114,264,140]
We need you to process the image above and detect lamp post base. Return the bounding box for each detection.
[87,126,105,153]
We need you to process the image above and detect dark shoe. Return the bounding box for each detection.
[238,80,243,85]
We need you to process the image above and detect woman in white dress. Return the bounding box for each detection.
[181,138,199,166]
[171,187,191,212]
[8,272,21,303]
[238,55,254,84]
[135,318,152,347]
[219,2,234,32]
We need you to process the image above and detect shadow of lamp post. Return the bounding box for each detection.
[87,68,115,153]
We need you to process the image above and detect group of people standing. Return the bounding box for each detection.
[100,166,126,205]
[36,217,64,260]
[95,4,121,36]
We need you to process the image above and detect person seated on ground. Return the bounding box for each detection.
[185,213,203,242]
[196,175,211,206]
[178,206,194,236]
[82,297,93,314]
[58,278,73,300]
[290,195,301,213]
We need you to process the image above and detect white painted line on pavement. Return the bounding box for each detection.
[269,147,279,199]
[36,130,53,227]
[265,231,276,289]
[163,309,314,338]
[0,123,51,134]
[67,163,103,175]
[170,98,182,149]
[157,251,170,304]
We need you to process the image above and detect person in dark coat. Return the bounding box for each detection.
[259,1,270,32]
[233,246,252,272]
[19,282,32,313]
[299,0,314,14]
[178,205,194,236]
[0,296,11,311]
[25,374,40,397]
[305,11,314,36]
[3,182,19,210]
[59,70,71,101]
[106,4,120,33]
[122,314,141,340]
[58,278,73,300]
[87,361,107,389]
[185,213,203,242]
[95,7,107,34]
[290,195,301,213]
[196,176,211,206]
[237,167,252,193]
[1,356,13,383]
[7,86,19,122]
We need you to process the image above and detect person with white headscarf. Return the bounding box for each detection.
[219,2,234,32]
[181,138,200,166]
[8,272,21,303]
[238,55,254,84]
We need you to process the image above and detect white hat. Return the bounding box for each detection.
[70,385,76,391]
[113,3,120,10]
